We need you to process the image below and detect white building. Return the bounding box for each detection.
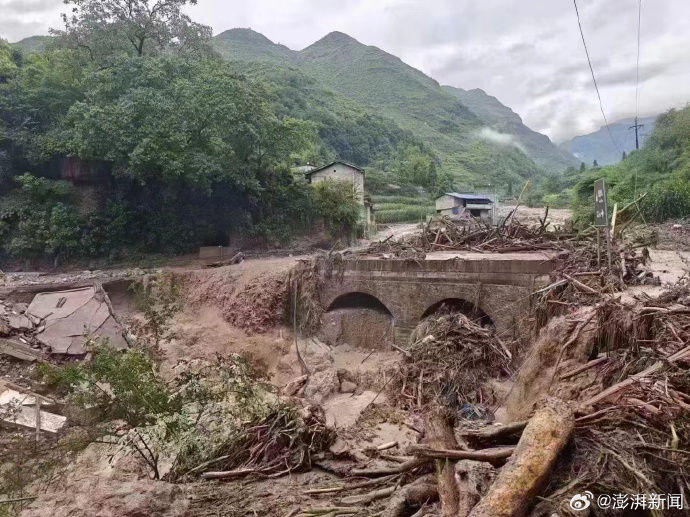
[435,192,496,223]
[305,161,365,205]
[304,161,373,228]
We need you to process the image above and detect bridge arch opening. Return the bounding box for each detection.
[421,298,493,328]
[327,292,392,315]
[322,292,393,349]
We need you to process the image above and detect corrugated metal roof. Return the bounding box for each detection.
[445,192,494,202]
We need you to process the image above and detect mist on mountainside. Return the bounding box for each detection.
[560,115,658,166]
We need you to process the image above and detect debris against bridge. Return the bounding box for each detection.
[5,217,689,517]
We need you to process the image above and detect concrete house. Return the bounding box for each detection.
[305,161,374,229]
[435,192,496,223]
[304,161,365,205]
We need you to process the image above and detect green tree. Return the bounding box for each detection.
[0,39,19,82]
[393,143,437,187]
[311,180,360,241]
[55,0,212,64]
[0,174,80,261]
[62,57,311,189]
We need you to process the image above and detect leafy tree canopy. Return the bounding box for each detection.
[54,0,212,65]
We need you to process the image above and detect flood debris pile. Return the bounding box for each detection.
[291,260,325,336]
[20,350,333,510]
[464,292,690,515]
[195,408,332,481]
[279,227,688,516]
[3,227,688,517]
[392,313,512,409]
[548,290,690,513]
[365,216,651,290]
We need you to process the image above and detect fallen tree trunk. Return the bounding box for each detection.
[467,399,574,517]
[426,409,460,516]
[460,421,527,448]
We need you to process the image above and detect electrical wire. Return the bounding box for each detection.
[633,0,642,196]
[572,0,620,153]
[635,0,642,123]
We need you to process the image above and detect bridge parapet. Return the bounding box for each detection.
[320,251,561,344]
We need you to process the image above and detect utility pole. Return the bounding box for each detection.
[629,116,644,150]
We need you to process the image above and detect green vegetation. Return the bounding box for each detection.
[371,195,432,206]
[376,206,435,224]
[0,1,320,262]
[569,107,690,225]
[3,2,684,262]
[41,343,294,480]
[311,180,361,240]
[442,86,578,172]
[213,28,577,191]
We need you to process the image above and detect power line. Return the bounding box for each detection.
[635,0,642,122]
[572,0,620,152]
[631,0,643,196]
[630,0,643,151]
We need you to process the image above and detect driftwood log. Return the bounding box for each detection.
[425,409,460,516]
[467,399,574,517]
[460,421,527,448]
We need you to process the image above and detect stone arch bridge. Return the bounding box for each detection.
[319,251,561,344]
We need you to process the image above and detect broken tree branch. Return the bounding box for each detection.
[350,457,429,477]
[579,345,690,409]
[407,445,515,466]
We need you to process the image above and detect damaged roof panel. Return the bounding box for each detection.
[26,286,127,355]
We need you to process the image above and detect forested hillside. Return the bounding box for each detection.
[442,86,578,172]
[10,35,50,53]
[565,107,690,224]
[7,1,680,264]
[212,28,578,188]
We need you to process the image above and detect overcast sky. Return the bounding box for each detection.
[2,0,689,142]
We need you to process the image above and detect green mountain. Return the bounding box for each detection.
[212,29,578,189]
[213,28,294,64]
[443,86,578,171]
[11,35,51,53]
[560,115,657,166]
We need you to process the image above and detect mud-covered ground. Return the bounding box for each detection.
[3,211,690,516]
